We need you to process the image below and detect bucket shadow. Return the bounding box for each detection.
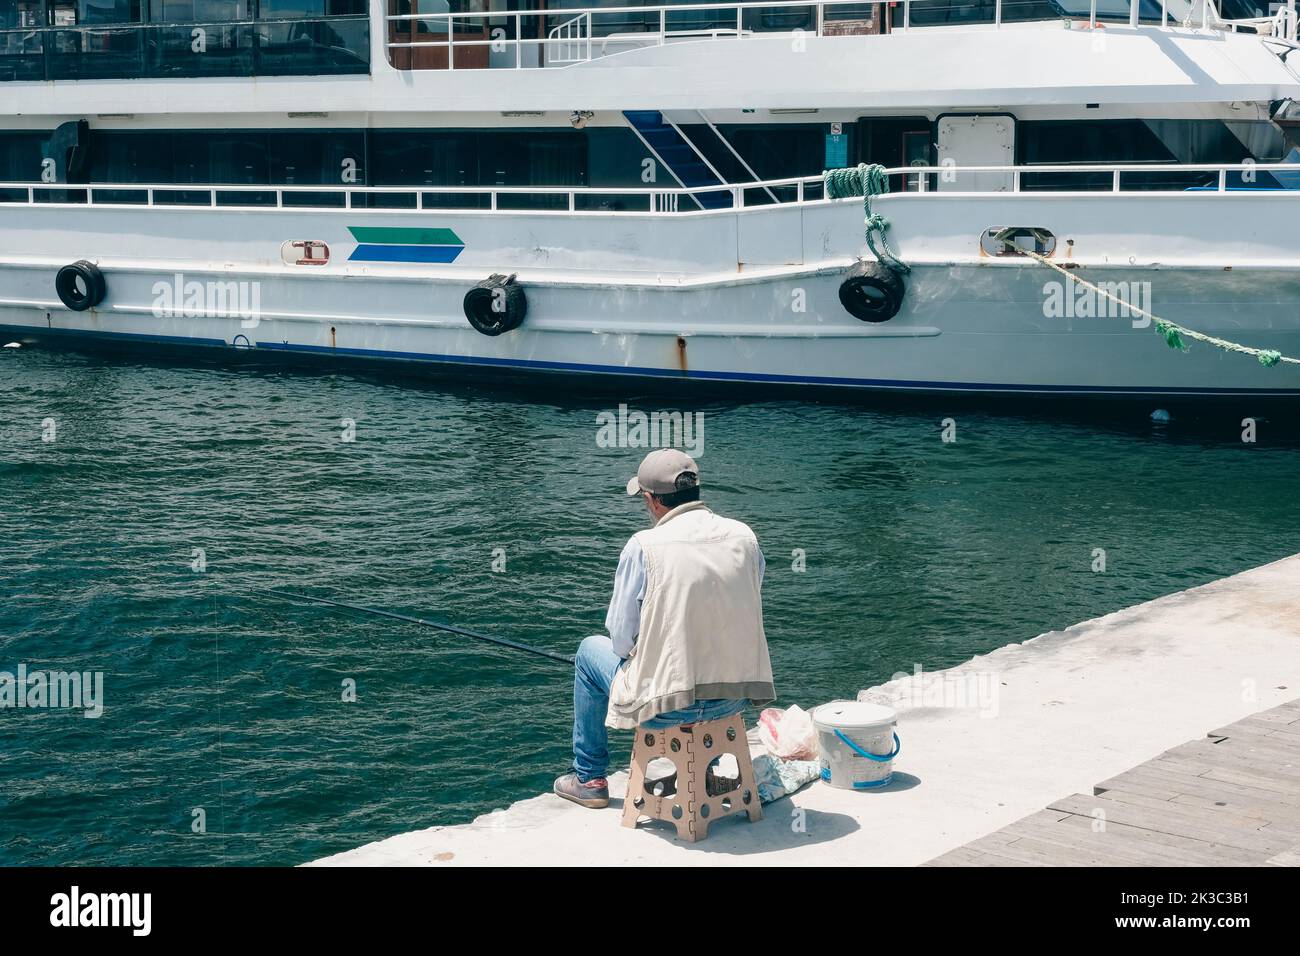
[872,772,922,793]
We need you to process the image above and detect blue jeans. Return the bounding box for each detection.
[571,635,745,782]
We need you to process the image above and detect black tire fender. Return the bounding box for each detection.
[55,260,107,312]
[463,273,527,336]
[838,260,904,323]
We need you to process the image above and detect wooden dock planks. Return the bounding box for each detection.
[925,699,1300,867]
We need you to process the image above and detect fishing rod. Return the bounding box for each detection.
[254,587,576,666]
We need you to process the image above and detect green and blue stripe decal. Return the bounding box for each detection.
[348,226,465,264]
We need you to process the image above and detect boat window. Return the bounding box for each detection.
[2,0,369,80]
[259,0,367,17]
[59,0,145,25]
[1,2,44,29]
[693,124,828,180]
[0,130,48,200]
[79,127,366,187]
[1039,0,1165,21]
[387,0,491,71]
[910,0,1167,25]
[37,126,590,206]
[1017,119,1267,191]
[369,128,587,208]
[152,1,254,20]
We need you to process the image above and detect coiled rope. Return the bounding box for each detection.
[824,163,910,274]
[993,229,1298,369]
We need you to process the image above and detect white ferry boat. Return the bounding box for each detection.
[3,0,1300,395]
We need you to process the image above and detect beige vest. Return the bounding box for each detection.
[606,500,776,729]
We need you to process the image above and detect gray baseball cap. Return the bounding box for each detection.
[626,449,700,496]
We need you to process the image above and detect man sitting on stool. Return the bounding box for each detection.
[554,449,776,808]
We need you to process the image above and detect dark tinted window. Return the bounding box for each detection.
[0,130,49,182]
[370,130,586,187]
[0,22,45,80]
[270,130,364,185]
[149,22,256,76]
[1017,119,1250,190]
[1,2,45,29]
[45,27,146,80]
[1019,120,1174,165]
[259,0,366,17]
[5,0,369,80]
[908,0,1165,23]
[67,0,145,25]
[707,124,826,180]
[150,1,252,21]
[256,15,369,74]
[85,129,364,184]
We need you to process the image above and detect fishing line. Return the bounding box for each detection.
[253,587,576,666]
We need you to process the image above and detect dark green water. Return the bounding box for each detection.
[2,347,1298,865]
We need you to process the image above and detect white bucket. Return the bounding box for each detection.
[812,701,900,791]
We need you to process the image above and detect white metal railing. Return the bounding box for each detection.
[1217,3,1299,42]
[547,14,593,64]
[3,163,1299,213]
[383,0,1299,71]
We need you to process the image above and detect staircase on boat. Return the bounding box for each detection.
[622,110,732,209]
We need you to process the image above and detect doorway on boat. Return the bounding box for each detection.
[935,113,1016,192]
[855,116,932,193]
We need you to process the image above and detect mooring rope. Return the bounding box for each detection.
[993,230,1298,369]
[822,166,1295,369]
[824,163,910,275]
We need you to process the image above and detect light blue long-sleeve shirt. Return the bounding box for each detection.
[604,537,765,660]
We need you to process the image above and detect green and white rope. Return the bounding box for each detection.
[824,163,910,275]
[997,235,1298,369]
[822,168,1295,370]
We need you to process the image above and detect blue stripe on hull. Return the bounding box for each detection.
[0,324,228,348]
[4,324,1300,396]
[348,244,464,263]
[254,340,1300,396]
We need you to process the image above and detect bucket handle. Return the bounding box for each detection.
[834,728,901,762]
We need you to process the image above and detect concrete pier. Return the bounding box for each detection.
[310,553,1300,867]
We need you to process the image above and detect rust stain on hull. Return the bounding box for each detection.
[676,336,688,372]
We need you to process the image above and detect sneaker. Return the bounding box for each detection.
[553,772,610,809]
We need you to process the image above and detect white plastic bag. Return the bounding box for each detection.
[757,705,818,761]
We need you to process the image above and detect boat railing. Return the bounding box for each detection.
[384,0,1299,71]
[1216,4,1300,43]
[546,14,593,65]
[3,163,1298,214]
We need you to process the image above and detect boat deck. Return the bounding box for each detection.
[926,700,1300,866]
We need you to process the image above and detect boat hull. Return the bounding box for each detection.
[3,193,1300,396]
